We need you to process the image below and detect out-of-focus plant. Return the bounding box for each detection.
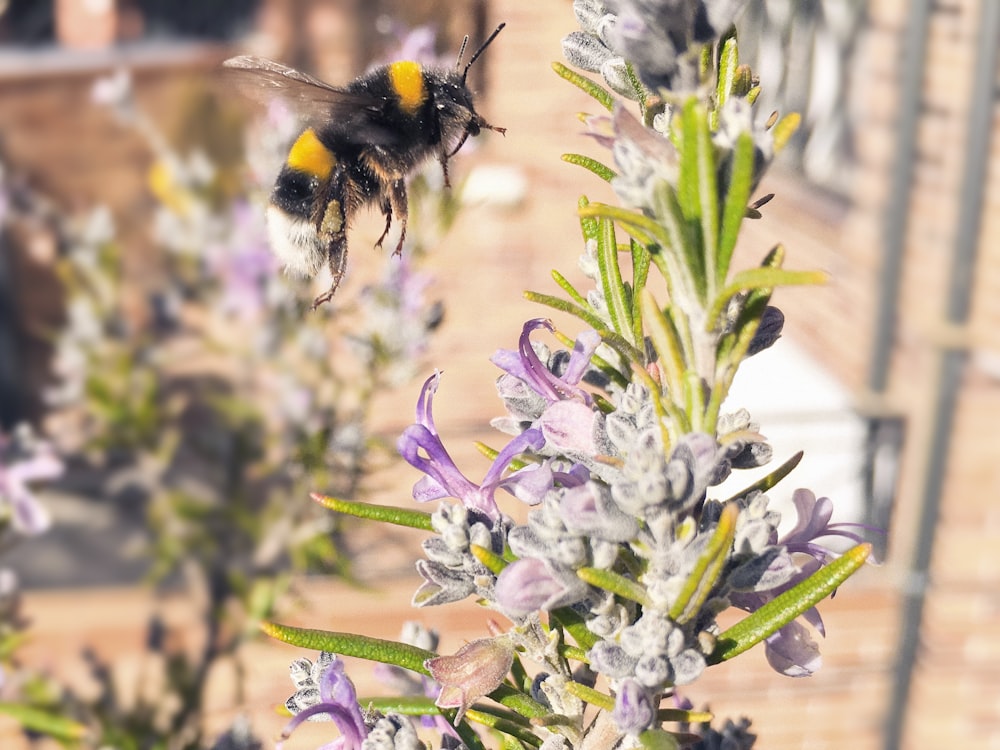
[9,25,474,750]
[0,425,90,744]
[263,3,878,750]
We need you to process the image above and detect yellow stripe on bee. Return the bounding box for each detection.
[388,61,426,114]
[287,128,336,180]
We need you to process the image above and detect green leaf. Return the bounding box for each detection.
[714,37,739,127]
[471,543,509,575]
[630,237,651,302]
[488,684,552,720]
[549,607,600,651]
[638,729,682,750]
[649,180,703,303]
[362,695,442,715]
[707,266,827,328]
[772,112,801,154]
[577,566,650,606]
[465,708,543,747]
[676,100,719,284]
[623,61,648,108]
[551,269,589,307]
[578,201,669,249]
[0,703,88,742]
[717,131,755,282]
[261,623,434,674]
[596,217,636,347]
[563,680,615,711]
[683,369,708,433]
[669,503,738,623]
[551,61,615,111]
[691,102,720,298]
[723,451,804,502]
[578,195,600,242]
[658,708,713,723]
[562,153,616,182]
[710,543,872,663]
[452,711,489,750]
[311,494,433,531]
[639,288,685,400]
[523,290,609,332]
[502,736,529,750]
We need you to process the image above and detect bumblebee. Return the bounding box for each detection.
[224,24,506,309]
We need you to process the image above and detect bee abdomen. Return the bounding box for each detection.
[266,128,342,277]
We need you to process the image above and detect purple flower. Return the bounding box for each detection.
[279,653,368,750]
[490,320,610,461]
[0,428,62,536]
[729,488,870,677]
[603,0,751,91]
[491,319,598,407]
[612,678,656,735]
[781,488,869,564]
[208,200,279,321]
[762,619,822,678]
[494,557,590,617]
[398,372,550,521]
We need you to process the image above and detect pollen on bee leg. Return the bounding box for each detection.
[319,199,344,238]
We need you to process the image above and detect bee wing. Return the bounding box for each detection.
[222,56,402,145]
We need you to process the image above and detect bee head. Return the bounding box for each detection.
[441,23,506,155]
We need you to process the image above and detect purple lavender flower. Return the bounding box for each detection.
[781,488,870,563]
[397,372,550,521]
[729,488,869,676]
[490,320,612,464]
[280,652,369,750]
[494,556,590,617]
[0,427,62,536]
[564,0,751,95]
[491,319,598,408]
[377,24,451,69]
[207,200,279,321]
[354,257,441,386]
[612,678,656,735]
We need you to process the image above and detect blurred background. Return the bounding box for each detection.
[0,0,997,748]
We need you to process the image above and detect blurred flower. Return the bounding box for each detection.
[353,257,441,386]
[564,0,750,94]
[0,426,61,536]
[207,200,279,321]
[91,67,135,120]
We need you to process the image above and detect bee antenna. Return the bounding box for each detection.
[461,22,506,84]
[455,35,470,69]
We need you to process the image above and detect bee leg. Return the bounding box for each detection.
[311,236,348,310]
[439,152,452,189]
[310,189,349,310]
[387,178,408,256]
[375,196,393,248]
